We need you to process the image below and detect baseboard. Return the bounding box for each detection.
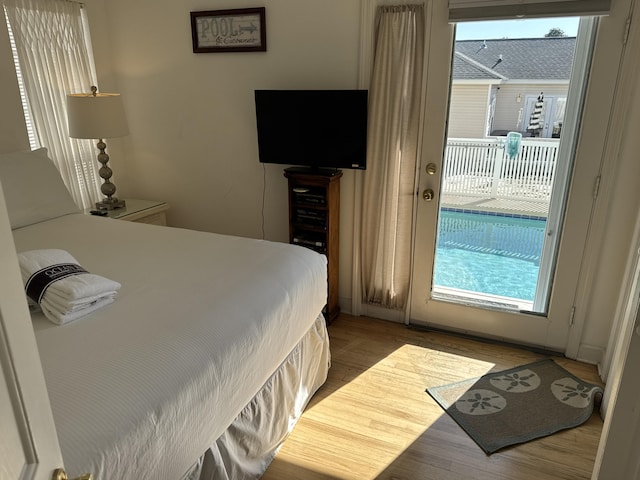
[361,304,405,323]
[408,322,564,358]
[340,297,606,367]
[338,296,351,315]
[576,343,605,368]
[339,297,405,323]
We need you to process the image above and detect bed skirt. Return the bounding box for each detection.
[184,312,330,480]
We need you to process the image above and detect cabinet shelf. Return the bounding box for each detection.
[284,167,342,324]
[292,224,327,233]
[292,202,328,210]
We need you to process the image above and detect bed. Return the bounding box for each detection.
[2,148,331,479]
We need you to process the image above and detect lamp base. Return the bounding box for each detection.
[96,197,126,211]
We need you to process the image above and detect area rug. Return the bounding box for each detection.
[425,358,603,454]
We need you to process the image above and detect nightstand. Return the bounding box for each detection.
[87,199,169,226]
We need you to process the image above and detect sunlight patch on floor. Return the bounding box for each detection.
[291,342,497,479]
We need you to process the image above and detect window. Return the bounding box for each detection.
[3,0,102,209]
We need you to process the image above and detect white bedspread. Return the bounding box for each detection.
[12,214,327,480]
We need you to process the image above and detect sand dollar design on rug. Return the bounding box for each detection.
[426,359,603,454]
[455,389,507,416]
[489,368,541,393]
[551,377,599,408]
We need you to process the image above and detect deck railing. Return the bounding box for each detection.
[442,138,560,202]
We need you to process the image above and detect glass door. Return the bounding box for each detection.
[409,2,611,351]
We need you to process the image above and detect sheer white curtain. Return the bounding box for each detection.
[361,5,425,310]
[4,0,101,209]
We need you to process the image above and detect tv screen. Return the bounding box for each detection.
[254,89,368,171]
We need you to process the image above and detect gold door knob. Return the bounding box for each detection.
[52,468,93,480]
[422,189,435,201]
[426,163,437,175]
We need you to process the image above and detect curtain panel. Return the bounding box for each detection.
[360,4,425,310]
[4,0,101,209]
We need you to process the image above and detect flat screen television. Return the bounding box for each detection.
[254,89,368,171]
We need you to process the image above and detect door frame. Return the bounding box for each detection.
[563,0,639,361]
[407,0,634,355]
[0,180,64,479]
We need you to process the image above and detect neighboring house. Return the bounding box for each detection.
[449,37,575,138]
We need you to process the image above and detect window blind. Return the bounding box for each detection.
[449,0,611,21]
[3,0,102,210]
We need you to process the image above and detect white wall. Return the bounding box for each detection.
[580,28,640,361]
[85,0,360,238]
[593,302,640,478]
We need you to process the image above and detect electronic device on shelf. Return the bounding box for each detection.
[254,89,368,172]
[284,169,341,323]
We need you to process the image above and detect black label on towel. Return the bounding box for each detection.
[25,263,88,304]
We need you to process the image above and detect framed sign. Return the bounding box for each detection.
[190,7,266,53]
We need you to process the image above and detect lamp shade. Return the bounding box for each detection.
[67,91,129,139]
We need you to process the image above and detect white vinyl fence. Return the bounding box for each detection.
[442,138,560,202]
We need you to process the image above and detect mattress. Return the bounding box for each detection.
[12,214,328,479]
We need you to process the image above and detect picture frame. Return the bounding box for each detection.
[190,7,266,53]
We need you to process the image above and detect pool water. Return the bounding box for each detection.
[433,210,546,301]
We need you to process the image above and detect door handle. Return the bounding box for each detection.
[52,468,93,480]
[422,189,435,201]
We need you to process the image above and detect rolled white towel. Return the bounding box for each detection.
[18,249,121,325]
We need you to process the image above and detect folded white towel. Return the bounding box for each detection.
[44,289,118,313]
[18,249,121,325]
[41,296,116,325]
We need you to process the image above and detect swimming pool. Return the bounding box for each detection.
[433,209,547,302]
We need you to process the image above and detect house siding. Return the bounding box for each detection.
[493,84,569,135]
[447,83,492,138]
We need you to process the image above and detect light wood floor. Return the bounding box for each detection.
[262,314,604,480]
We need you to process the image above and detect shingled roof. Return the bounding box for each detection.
[453,37,576,81]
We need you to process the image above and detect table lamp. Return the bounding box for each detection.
[67,86,129,210]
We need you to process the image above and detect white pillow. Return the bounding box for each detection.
[0,148,80,229]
